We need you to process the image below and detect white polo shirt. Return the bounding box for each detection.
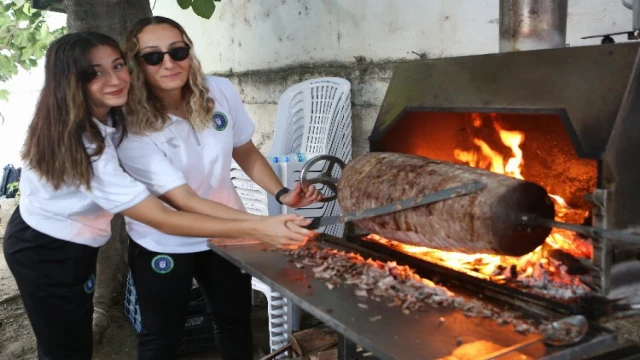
[117,76,256,253]
[19,118,150,248]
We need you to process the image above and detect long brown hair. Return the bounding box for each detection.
[22,31,128,190]
[124,16,214,134]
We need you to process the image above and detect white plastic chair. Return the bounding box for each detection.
[230,77,352,356]
[267,77,352,238]
[268,77,352,160]
[230,160,269,216]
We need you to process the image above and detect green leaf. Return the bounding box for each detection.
[0,2,66,85]
[13,29,30,47]
[33,43,45,59]
[191,0,215,19]
[0,54,15,72]
[177,0,192,9]
[22,2,34,16]
[39,21,48,37]
[20,45,33,61]
[0,89,9,102]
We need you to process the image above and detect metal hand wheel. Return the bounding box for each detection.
[299,155,345,203]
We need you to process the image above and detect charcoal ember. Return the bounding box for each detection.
[546,249,589,275]
[294,262,304,269]
[355,289,368,297]
[491,267,503,277]
[509,264,518,279]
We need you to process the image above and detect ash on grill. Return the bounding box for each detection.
[287,246,551,335]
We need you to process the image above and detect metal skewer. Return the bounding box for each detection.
[517,214,640,244]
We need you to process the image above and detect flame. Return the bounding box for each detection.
[367,113,593,298]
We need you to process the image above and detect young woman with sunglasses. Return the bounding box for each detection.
[3,31,313,360]
[119,16,323,360]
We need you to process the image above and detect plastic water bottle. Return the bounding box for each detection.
[272,152,305,163]
[291,152,305,162]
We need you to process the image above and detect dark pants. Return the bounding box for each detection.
[3,207,99,360]
[129,239,253,360]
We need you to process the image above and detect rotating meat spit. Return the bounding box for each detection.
[301,154,640,247]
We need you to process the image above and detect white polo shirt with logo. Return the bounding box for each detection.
[18,118,151,248]
[117,76,256,253]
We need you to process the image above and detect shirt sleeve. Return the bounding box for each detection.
[217,77,256,147]
[116,134,187,196]
[81,138,150,213]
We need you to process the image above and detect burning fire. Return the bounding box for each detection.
[367,113,593,298]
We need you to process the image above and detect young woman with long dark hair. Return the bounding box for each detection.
[3,31,312,360]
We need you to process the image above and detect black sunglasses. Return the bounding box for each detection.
[138,45,191,66]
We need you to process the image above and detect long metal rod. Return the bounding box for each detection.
[306,181,485,229]
[341,181,486,223]
[519,214,640,244]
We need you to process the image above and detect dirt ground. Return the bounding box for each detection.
[1,198,639,359]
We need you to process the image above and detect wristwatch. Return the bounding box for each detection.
[275,187,291,205]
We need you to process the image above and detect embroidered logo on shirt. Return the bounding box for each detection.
[151,255,175,274]
[164,137,180,149]
[84,274,96,294]
[212,111,228,131]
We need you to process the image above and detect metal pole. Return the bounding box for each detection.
[499,0,568,52]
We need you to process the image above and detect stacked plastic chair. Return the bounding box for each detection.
[266,77,352,237]
[230,160,269,216]
[229,77,352,356]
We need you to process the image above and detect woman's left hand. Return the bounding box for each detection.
[279,182,324,208]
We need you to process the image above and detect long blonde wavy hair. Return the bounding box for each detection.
[124,16,214,134]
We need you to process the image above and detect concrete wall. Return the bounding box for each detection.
[155,0,632,73]
[152,0,634,157]
[0,1,633,167]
